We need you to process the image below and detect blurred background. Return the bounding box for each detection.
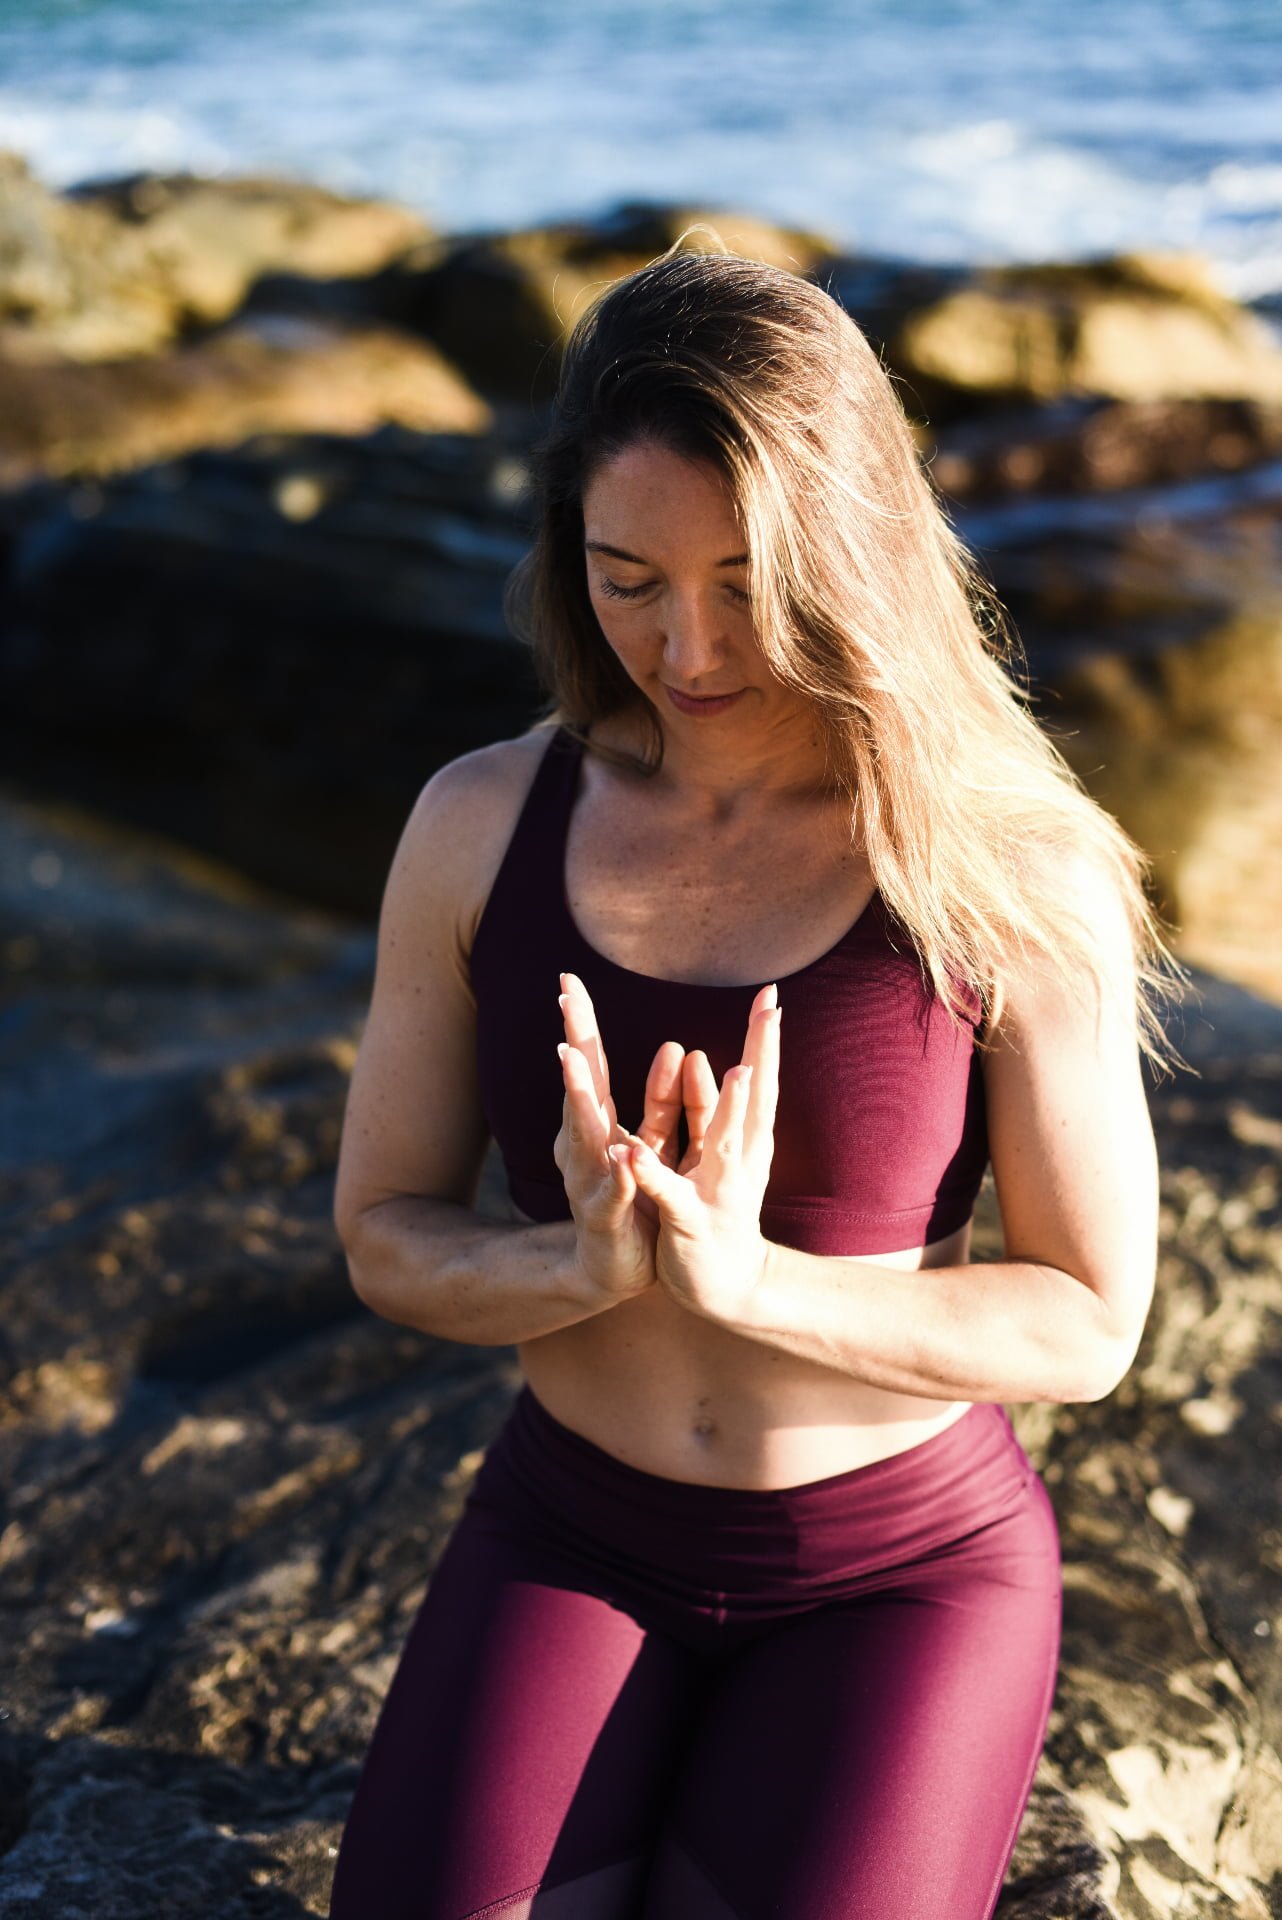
[2,4,1281,1916]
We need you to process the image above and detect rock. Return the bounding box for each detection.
[823,255,974,371]
[1052,602,1282,1006]
[928,397,1282,502]
[938,443,1282,1005]
[1,776,1280,1914]
[0,315,490,485]
[1016,525,1281,1004]
[0,1733,335,1917]
[0,427,543,914]
[4,391,1281,995]
[0,152,433,364]
[0,783,516,1913]
[0,150,172,362]
[384,201,840,400]
[69,170,435,333]
[891,253,1282,408]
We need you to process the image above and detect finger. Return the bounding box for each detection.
[701,1062,754,1167]
[681,1050,719,1159]
[637,1040,686,1167]
[558,972,614,1116]
[581,1130,641,1237]
[740,985,781,1168]
[557,1040,611,1160]
[605,1140,639,1205]
[622,1131,699,1227]
[739,982,778,1068]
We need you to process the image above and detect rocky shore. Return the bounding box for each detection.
[1,155,1281,1915]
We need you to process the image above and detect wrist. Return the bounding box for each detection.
[697,1230,773,1331]
[572,1227,652,1310]
[739,1231,773,1326]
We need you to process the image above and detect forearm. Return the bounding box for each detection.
[340,1194,615,1345]
[727,1242,1131,1404]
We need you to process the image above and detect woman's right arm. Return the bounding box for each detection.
[332,735,621,1345]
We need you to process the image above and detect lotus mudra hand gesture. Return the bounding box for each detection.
[555,970,781,1322]
[329,244,1178,1920]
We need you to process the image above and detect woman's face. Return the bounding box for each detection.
[581,439,803,742]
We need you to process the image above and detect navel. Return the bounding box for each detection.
[690,1395,718,1443]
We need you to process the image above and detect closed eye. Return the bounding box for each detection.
[598,578,750,604]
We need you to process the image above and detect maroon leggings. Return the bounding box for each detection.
[328,1384,1061,1920]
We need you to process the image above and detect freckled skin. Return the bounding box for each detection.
[511,441,1025,1480]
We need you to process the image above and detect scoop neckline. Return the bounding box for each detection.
[555,725,883,994]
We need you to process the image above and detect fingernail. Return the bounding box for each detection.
[557,1043,568,1061]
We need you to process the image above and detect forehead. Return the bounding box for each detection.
[582,441,741,537]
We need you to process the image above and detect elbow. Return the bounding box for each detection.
[1096,1327,1145,1402]
[333,1202,385,1315]
[1065,1346,1132,1404]
[1062,1310,1145,1406]
[339,1244,380,1316]
[1028,1267,1148,1405]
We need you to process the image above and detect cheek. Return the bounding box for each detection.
[590,601,650,665]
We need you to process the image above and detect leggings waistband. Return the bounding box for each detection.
[471,1384,1035,1596]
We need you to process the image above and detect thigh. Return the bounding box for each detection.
[642,1475,1063,1920]
[329,1498,710,1920]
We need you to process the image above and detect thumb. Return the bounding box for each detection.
[624,1132,698,1225]
[605,1140,638,1204]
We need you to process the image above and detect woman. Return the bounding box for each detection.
[327,244,1178,1920]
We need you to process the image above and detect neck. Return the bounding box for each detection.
[598,702,832,822]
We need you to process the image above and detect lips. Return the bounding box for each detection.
[663,685,744,716]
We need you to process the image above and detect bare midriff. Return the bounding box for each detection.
[511,1200,975,1490]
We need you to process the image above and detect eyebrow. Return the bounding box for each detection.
[584,540,749,567]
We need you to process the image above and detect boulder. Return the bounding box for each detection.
[0,153,433,363]
[0,316,491,485]
[891,253,1282,408]
[69,170,435,332]
[947,449,1282,1004]
[0,150,172,362]
[928,396,1282,502]
[1049,600,1282,1005]
[0,427,542,914]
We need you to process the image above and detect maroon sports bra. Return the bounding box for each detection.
[468,725,989,1257]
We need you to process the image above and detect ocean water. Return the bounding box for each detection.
[1,0,1281,299]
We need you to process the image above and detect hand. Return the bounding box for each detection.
[554,972,690,1305]
[610,984,781,1324]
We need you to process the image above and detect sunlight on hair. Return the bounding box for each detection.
[504,248,1191,1077]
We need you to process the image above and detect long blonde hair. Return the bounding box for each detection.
[503,241,1187,1071]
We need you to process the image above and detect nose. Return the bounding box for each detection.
[660,589,728,686]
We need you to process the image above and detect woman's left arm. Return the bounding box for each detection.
[632,857,1160,1405]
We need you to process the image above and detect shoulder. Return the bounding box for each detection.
[412,722,559,837]
[397,723,562,952]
